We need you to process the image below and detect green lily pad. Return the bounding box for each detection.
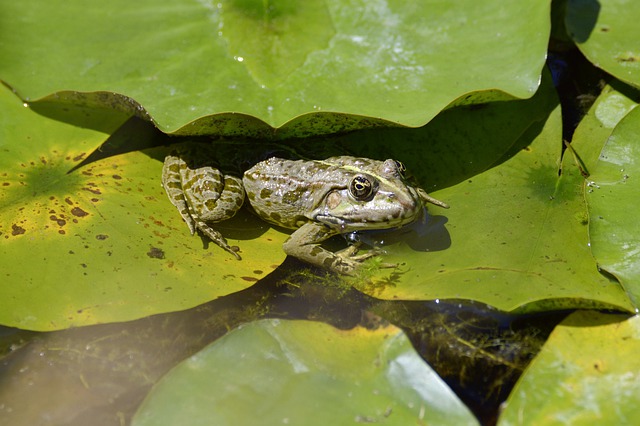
[0,0,550,135]
[585,100,640,306]
[4,70,633,331]
[566,0,640,89]
[570,83,639,170]
[498,311,640,424]
[132,319,479,426]
[349,76,634,313]
[0,85,285,331]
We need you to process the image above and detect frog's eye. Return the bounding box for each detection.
[382,159,406,177]
[350,176,375,200]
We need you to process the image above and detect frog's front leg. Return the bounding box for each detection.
[162,154,245,259]
[283,222,378,275]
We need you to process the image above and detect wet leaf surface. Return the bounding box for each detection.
[566,0,640,89]
[584,93,640,305]
[0,0,550,135]
[499,311,640,425]
[345,74,634,313]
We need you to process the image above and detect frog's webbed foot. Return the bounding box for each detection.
[336,242,398,270]
[162,152,245,260]
[284,223,394,275]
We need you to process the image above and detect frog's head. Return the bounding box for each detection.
[315,158,448,231]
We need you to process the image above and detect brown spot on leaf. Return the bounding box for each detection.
[71,207,89,217]
[241,276,259,282]
[73,153,86,162]
[58,230,66,235]
[112,174,122,180]
[96,234,109,240]
[83,187,101,195]
[11,224,26,236]
[49,215,66,227]
[150,216,165,227]
[65,197,74,205]
[2,182,9,186]
[147,246,165,259]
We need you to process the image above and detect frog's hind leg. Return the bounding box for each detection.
[162,153,197,234]
[181,167,245,260]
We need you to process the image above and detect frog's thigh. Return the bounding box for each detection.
[181,168,245,223]
[283,223,356,275]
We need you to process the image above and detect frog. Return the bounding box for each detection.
[162,143,449,275]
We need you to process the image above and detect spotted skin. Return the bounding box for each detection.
[162,148,449,274]
[162,152,244,259]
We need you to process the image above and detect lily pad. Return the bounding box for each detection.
[570,83,639,169]
[348,75,634,313]
[498,311,640,424]
[3,70,634,331]
[0,0,550,135]
[132,319,479,426]
[566,0,640,89]
[585,99,640,306]
[0,84,285,331]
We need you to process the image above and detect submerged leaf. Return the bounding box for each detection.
[132,319,479,425]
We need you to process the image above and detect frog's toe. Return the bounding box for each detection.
[329,258,360,276]
[336,243,383,263]
[196,221,242,260]
[333,245,395,274]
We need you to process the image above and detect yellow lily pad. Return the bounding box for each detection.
[0,85,286,331]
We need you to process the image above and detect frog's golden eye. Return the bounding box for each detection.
[350,176,374,200]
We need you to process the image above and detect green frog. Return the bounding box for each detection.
[162,143,448,275]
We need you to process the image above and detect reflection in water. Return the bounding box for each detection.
[0,259,566,425]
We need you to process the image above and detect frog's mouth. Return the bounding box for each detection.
[315,211,420,230]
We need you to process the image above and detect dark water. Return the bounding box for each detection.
[0,256,570,426]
